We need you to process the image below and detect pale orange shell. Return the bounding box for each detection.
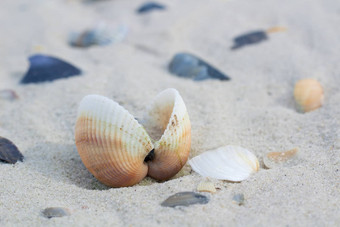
[294,79,324,112]
[75,89,191,187]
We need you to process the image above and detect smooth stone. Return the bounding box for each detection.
[161,191,209,207]
[42,207,71,219]
[169,53,230,81]
[232,193,244,205]
[263,148,299,169]
[21,54,82,84]
[0,137,23,164]
[137,2,166,14]
[231,31,268,50]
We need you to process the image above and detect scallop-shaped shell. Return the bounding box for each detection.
[188,146,259,182]
[75,88,191,187]
[294,79,324,112]
[143,88,191,180]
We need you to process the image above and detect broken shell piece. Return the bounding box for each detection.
[197,179,216,193]
[188,146,259,182]
[42,207,71,218]
[0,89,19,101]
[75,88,191,187]
[263,148,299,169]
[294,79,324,112]
[161,192,209,207]
[0,137,24,164]
[21,54,82,84]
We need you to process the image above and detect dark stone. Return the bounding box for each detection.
[0,137,23,164]
[169,53,230,81]
[42,207,71,218]
[20,54,82,84]
[231,31,268,50]
[161,192,209,207]
[137,2,165,14]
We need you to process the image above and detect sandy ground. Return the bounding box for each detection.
[0,0,339,226]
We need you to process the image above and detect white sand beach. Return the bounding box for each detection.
[0,0,339,226]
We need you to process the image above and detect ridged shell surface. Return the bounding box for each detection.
[75,95,154,187]
[144,88,191,180]
[188,146,259,182]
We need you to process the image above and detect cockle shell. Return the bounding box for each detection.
[294,79,324,112]
[75,88,191,187]
[188,146,259,182]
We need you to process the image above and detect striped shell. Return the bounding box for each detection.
[188,146,259,182]
[75,88,191,187]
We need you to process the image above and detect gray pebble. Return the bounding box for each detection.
[42,207,71,218]
[161,191,209,207]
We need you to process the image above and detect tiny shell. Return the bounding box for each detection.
[197,179,216,193]
[161,192,209,207]
[263,148,298,169]
[42,207,71,218]
[0,137,23,164]
[188,146,259,182]
[294,79,324,112]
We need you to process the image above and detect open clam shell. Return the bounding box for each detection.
[75,88,191,187]
[188,146,259,182]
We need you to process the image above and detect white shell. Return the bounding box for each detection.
[188,146,259,182]
[197,179,216,193]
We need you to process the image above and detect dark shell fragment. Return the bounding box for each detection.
[42,207,71,218]
[21,54,82,84]
[169,53,230,81]
[137,2,166,14]
[161,192,209,207]
[231,31,268,50]
[0,137,23,164]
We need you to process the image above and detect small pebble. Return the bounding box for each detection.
[137,2,166,14]
[21,54,82,84]
[161,192,209,207]
[169,53,230,81]
[0,137,23,164]
[42,207,71,219]
[232,193,244,206]
[0,89,19,101]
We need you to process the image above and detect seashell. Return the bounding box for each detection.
[263,148,299,169]
[0,137,24,164]
[161,192,209,207]
[75,88,191,187]
[231,26,286,50]
[197,179,216,193]
[137,2,166,14]
[169,53,230,81]
[232,193,244,206]
[42,207,71,218]
[69,24,128,48]
[21,54,81,84]
[294,79,324,112]
[0,89,19,101]
[188,146,259,182]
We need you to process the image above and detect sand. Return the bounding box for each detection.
[0,0,339,226]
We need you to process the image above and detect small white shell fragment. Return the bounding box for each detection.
[188,146,259,182]
[263,148,299,169]
[197,179,216,193]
